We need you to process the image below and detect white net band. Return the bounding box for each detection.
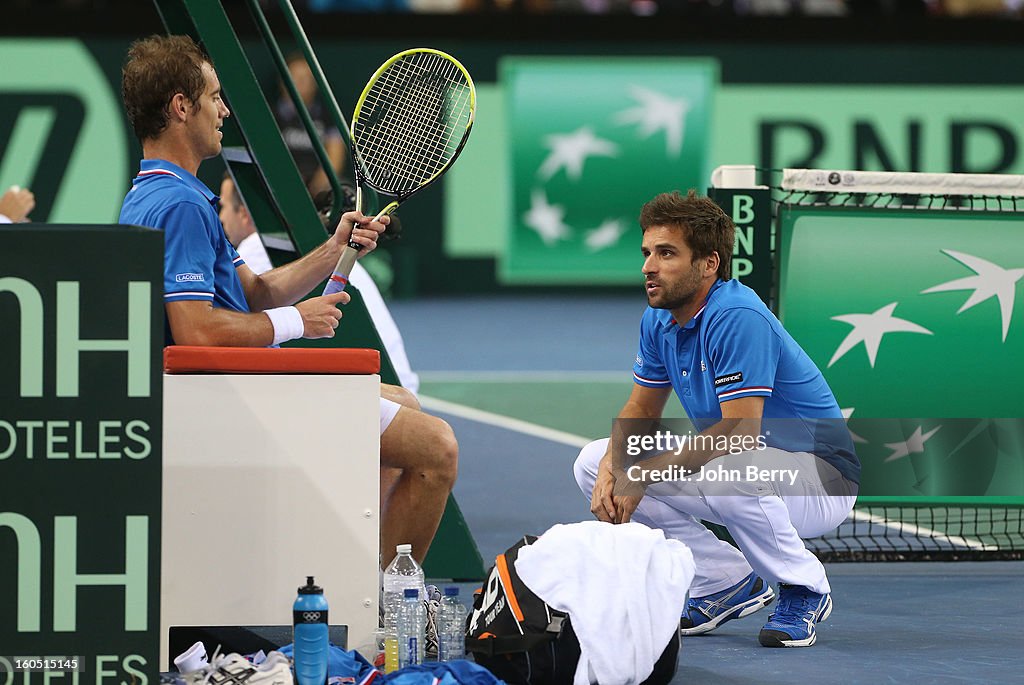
[782,168,1024,197]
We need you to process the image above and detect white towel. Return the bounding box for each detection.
[514,521,695,685]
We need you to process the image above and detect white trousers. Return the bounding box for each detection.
[573,438,856,596]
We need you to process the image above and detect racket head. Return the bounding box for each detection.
[350,48,476,204]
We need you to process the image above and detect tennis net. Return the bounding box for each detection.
[708,167,1024,561]
[808,497,1024,561]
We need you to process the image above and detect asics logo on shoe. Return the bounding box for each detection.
[680,573,775,636]
[758,586,831,647]
[698,582,748,616]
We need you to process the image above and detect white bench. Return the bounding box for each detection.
[161,347,381,667]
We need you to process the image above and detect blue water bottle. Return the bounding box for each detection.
[294,576,329,685]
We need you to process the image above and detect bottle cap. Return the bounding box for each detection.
[404,588,419,599]
[298,575,324,594]
[444,586,459,597]
[396,543,412,555]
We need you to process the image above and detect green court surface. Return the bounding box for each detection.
[420,376,689,440]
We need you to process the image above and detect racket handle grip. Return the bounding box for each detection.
[322,245,361,296]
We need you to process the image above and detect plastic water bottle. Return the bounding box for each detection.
[397,588,426,668]
[437,586,467,662]
[293,576,329,685]
[382,544,425,672]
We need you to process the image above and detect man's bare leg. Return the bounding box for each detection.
[380,384,418,527]
[379,384,457,566]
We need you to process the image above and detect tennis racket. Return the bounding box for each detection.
[323,48,476,295]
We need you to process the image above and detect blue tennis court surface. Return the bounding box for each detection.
[678,561,1024,685]
[392,294,1024,684]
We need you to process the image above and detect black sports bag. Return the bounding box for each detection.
[465,535,679,685]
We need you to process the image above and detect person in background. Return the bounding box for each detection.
[218,174,275,274]
[0,186,35,223]
[274,52,346,195]
[305,0,411,12]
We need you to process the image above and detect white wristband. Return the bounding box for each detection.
[265,306,304,346]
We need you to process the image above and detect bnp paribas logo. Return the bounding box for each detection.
[828,248,1023,468]
[523,89,692,251]
[503,58,717,284]
[829,249,1023,370]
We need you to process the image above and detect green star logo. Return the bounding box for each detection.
[501,57,717,284]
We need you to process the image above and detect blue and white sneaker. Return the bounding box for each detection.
[679,572,775,635]
[758,584,833,647]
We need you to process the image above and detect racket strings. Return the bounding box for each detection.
[365,68,448,181]
[354,51,473,195]
[360,57,467,187]
[364,52,470,152]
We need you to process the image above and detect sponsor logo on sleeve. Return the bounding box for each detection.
[175,272,205,283]
[635,354,644,368]
[714,371,743,387]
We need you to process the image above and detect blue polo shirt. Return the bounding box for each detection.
[633,279,859,483]
[119,159,250,344]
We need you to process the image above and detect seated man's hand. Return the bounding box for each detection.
[331,210,388,256]
[297,291,349,339]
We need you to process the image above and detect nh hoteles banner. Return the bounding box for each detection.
[0,225,163,684]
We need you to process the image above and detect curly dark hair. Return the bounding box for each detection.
[639,189,734,280]
[122,35,210,142]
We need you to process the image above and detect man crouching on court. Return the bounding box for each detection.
[119,34,457,566]
[573,190,859,647]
